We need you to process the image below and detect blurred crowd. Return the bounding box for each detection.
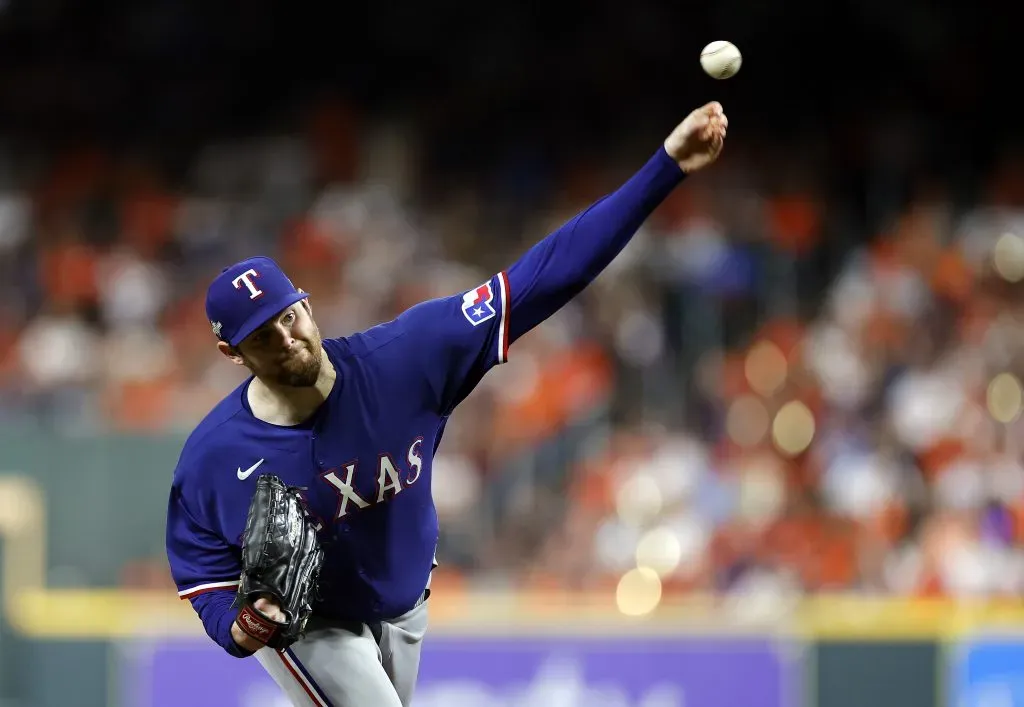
[3,94,1024,606]
[522,156,1024,604]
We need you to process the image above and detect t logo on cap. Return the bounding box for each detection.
[206,256,309,347]
[233,269,264,300]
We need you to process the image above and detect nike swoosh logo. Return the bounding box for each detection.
[237,459,265,480]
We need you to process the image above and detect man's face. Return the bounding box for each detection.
[231,301,323,387]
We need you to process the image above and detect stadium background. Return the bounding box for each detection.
[2,0,1024,705]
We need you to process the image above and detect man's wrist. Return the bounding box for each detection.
[230,619,263,653]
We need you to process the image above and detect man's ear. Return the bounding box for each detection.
[299,290,313,316]
[217,341,246,366]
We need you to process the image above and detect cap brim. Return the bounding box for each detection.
[228,291,310,347]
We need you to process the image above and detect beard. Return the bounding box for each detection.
[275,346,323,387]
[250,331,324,388]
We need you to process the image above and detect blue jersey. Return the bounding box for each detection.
[166,146,685,656]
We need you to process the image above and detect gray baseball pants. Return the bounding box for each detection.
[254,596,429,706]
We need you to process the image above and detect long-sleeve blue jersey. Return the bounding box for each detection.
[165,146,685,656]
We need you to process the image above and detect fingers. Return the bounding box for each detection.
[701,116,727,142]
[700,102,728,141]
[708,104,727,127]
[713,116,727,139]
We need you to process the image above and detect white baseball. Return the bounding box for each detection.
[700,41,742,80]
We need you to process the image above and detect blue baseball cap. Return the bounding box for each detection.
[205,256,309,347]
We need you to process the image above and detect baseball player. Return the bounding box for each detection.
[165,101,728,706]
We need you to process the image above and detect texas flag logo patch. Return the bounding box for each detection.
[461,282,497,326]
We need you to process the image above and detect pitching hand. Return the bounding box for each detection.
[663,101,728,174]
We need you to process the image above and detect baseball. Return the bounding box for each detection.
[700,41,742,79]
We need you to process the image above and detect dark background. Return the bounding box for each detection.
[0,0,1012,207]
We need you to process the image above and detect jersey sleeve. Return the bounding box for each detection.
[394,271,511,415]
[166,482,251,657]
[393,146,684,415]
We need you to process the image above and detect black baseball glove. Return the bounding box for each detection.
[232,474,324,650]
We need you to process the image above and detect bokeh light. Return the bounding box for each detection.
[635,526,682,576]
[737,458,787,525]
[726,395,770,447]
[771,400,816,456]
[744,340,788,396]
[993,233,1024,282]
[987,372,1023,424]
[614,473,662,525]
[615,567,662,616]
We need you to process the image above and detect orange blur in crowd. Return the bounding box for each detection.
[7,99,1024,604]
